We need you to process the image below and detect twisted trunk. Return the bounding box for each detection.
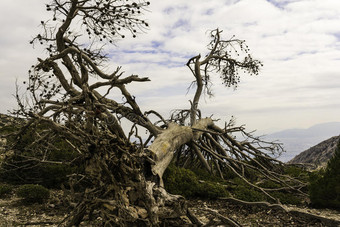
[149,118,214,186]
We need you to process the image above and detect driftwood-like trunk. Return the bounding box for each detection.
[149,118,213,186]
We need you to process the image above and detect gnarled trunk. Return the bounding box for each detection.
[149,118,213,186]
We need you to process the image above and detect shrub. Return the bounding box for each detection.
[0,161,79,189]
[271,191,302,205]
[309,140,340,209]
[36,163,78,188]
[258,180,281,189]
[163,164,199,198]
[17,184,50,204]
[0,184,13,197]
[0,127,82,189]
[284,165,309,182]
[233,185,266,202]
[197,181,229,199]
[164,165,302,203]
[163,164,229,199]
[230,178,303,204]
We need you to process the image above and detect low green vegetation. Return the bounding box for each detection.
[17,184,50,204]
[0,184,13,197]
[163,163,304,205]
[229,177,303,205]
[1,156,80,189]
[284,165,310,180]
[309,140,340,209]
[163,164,229,199]
[232,179,266,202]
[0,123,82,189]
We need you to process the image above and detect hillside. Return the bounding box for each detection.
[289,135,339,166]
[265,122,340,162]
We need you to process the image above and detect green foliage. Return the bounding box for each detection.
[17,184,50,204]
[309,140,340,209]
[0,124,82,188]
[1,158,80,189]
[271,191,302,205]
[257,180,302,205]
[163,164,199,198]
[230,178,303,205]
[192,167,224,183]
[233,185,266,202]
[163,164,229,199]
[164,164,304,204]
[0,124,18,135]
[258,180,281,189]
[0,184,13,197]
[37,163,79,188]
[230,178,266,202]
[196,181,230,199]
[284,165,309,181]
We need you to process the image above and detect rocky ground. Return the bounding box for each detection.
[0,189,339,226]
[188,199,340,226]
[0,190,67,226]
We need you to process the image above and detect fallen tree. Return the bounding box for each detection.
[5,0,306,225]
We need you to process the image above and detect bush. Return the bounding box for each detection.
[0,161,79,189]
[0,127,82,189]
[163,164,229,199]
[309,140,340,209]
[271,191,302,205]
[163,164,199,198]
[197,181,229,199]
[233,185,266,202]
[192,167,226,183]
[258,180,281,189]
[0,184,13,197]
[35,163,78,188]
[229,177,302,204]
[17,184,50,204]
[164,165,302,203]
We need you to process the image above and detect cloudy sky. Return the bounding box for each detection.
[1,0,340,133]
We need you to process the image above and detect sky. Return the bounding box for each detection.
[0,0,340,133]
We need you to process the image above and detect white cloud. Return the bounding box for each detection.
[0,0,340,132]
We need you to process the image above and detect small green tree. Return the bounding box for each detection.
[309,139,340,209]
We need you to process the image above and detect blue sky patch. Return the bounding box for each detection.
[163,7,174,15]
[204,8,214,15]
[297,50,317,56]
[243,22,257,27]
[333,32,340,41]
[173,19,190,30]
[266,0,289,9]
[151,41,163,48]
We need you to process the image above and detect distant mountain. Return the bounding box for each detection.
[265,122,340,162]
[288,135,339,166]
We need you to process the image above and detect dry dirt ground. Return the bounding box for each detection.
[0,190,339,226]
[188,199,340,226]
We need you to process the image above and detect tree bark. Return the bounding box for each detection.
[149,118,213,185]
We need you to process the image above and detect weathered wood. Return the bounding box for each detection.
[148,118,213,185]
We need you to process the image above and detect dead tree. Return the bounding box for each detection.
[7,0,306,226]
